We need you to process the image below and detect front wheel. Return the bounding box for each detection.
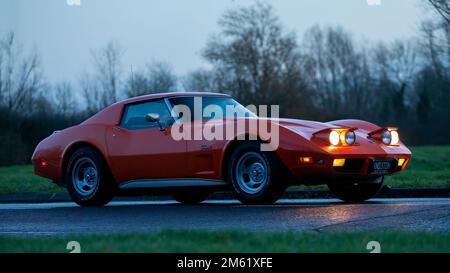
[328,177,384,202]
[66,147,115,207]
[227,142,286,205]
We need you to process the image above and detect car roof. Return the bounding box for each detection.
[83,92,232,126]
[118,92,231,105]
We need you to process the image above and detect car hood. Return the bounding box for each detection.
[268,118,341,138]
[275,118,338,130]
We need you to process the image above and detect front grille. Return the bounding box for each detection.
[333,158,400,175]
[333,158,365,173]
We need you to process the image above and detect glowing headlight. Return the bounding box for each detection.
[345,131,356,145]
[390,130,399,145]
[329,130,340,146]
[382,130,391,145]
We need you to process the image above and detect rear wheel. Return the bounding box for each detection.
[66,147,115,207]
[227,142,286,205]
[328,177,384,202]
[172,190,211,205]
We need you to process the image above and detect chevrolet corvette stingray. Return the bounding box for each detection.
[32,92,411,206]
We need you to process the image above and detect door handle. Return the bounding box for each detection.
[200,144,212,150]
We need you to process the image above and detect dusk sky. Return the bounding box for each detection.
[0,0,426,85]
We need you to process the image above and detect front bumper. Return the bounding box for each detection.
[283,149,411,184]
[331,157,409,175]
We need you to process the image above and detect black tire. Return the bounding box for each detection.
[328,177,384,202]
[227,142,286,205]
[172,189,211,205]
[65,146,115,207]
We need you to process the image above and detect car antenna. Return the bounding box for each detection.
[131,64,134,87]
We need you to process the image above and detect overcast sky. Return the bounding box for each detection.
[0,0,425,85]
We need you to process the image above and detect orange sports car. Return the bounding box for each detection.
[32,92,411,206]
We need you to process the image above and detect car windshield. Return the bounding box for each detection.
[169,96,257,121]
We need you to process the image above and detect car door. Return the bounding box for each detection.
[105,99,187,183]
[169,96,223,179]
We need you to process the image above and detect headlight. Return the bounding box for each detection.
[382,130,391,145]
[329,130,340,146]
[345,131,356,145]
[390,130,399,145]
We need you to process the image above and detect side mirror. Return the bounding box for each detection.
[145,113,160,123]
[145,113,164,131]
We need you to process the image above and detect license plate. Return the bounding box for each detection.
[370,160,392,174]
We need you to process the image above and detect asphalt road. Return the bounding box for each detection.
[1,198,450,236]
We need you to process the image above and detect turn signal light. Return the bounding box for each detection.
[300,157,313,164]
[333,159,346,167]
[398,158,406,166]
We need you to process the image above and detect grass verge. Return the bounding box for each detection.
[1,230,449,253]
[384,146,450,188]
[0,165,64,194]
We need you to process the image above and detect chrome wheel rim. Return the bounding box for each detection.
[235,152,268,194]
[72,157,99,196]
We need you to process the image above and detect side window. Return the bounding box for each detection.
[120,100,171,130]
[170,96,226,121]
[170,96,254,121]
[170,97,194,122]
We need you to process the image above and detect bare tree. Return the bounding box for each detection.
[82,40,124,113]
[182,69,218,92]
[201,2,309,116]
[428,0,450,23]
[373,40,418,85]
[413,3,450,143]
[419,20,449,80]
[53,81,77,116]
[124,70,150,98]
[124,61,177,97]
[80,73,102,115]
[301,26,374,119]
[422,0,450,71]
[0,32,44,114]
[146,61,177,93]
[371,40,419,123]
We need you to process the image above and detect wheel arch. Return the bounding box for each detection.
[61,141,113,185]
[220,135,280,182]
